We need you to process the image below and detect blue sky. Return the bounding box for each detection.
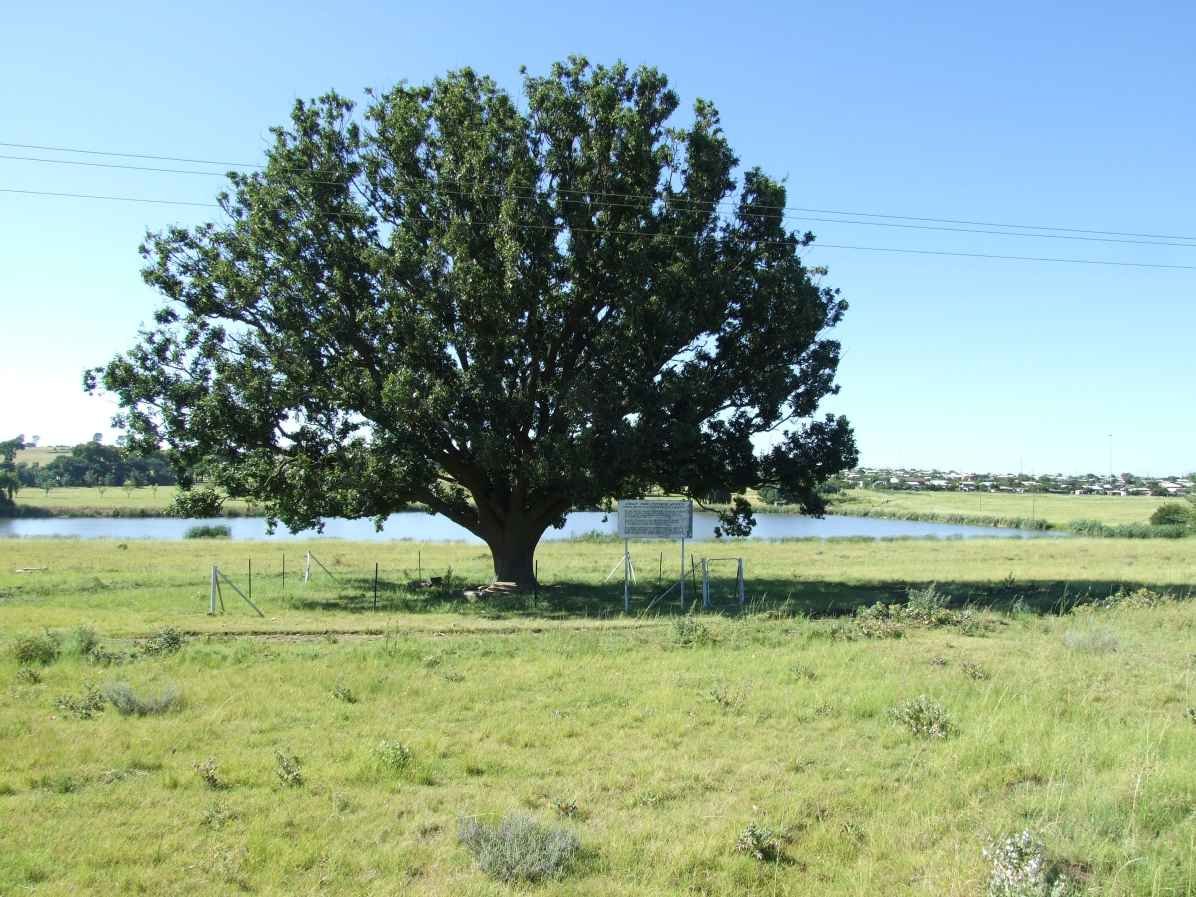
[1,0,1193,475]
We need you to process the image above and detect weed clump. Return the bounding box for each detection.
[332,683,358,704]
[961,661,990,681]
[201,801,239,828]
[54,683,106,720]
[141,628,185,657]
[374,740,412,772]
[457,814,580,883]
[671,616,714,647]
[274,750,304,787]
[194,758,225,790]
[13,632,60,666]
[707,680,750,712]
[735,821,783,862]
[888,695,957,738]
[15,666,42,685]
[102,682,182,716]
[983,830,1075,897]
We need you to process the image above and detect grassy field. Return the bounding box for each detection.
[831,488,1180,529]
[2,536,1195,633]
[11,485,255,516]
[1,537,1194,895]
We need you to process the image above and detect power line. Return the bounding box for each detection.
[4,152,1195,250]
[5,138,1195,243]
[5,186,1195,270]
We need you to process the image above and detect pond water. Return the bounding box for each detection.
[0,511,1063,542]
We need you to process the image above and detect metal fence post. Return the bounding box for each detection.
[209,565,218,615]
[701,559,710,609]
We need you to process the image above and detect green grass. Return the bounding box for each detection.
[1,538,1195,894]
[11,485,255,516]
[2,536,1195,633]
[831,488,1177,529]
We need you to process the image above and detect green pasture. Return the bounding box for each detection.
[1,536,1194,894]
[831,488,1178,528]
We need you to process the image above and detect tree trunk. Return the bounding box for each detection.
[490,542,538,589]
[483,524,545,590]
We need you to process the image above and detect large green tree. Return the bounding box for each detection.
[91,58,857,586]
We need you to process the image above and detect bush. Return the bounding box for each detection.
[887,695,957,738]
[184,524,231,539]
[671,616,714,647]
[12,632,60,666]
[102,682,183,716]
[1150,503,1193,527]
[69,625,99,658]
[15,666,42,685]
[169,487,225,518]
[55,682,107,720]
[458,814,580,883]
[141,627,186,657]
[984,830,1075,897]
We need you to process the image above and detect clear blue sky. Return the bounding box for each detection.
[2,0,1193,475]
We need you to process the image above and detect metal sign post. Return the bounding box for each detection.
[617,499,693,613]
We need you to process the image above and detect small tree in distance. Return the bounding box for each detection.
[89,58,857,587]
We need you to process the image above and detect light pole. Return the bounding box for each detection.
[1107,433,1113,481]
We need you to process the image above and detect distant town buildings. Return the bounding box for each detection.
[844,468,1192,496]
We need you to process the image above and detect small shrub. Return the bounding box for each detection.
[961,661,990,681]
[54,683,106,720]
[102,682,183,717]
[13,632,60,666]
[275,750,304,787]
[851,603,906,639]
[905,582,951,621]
[70,625,99,658]
[141,627,185,657]
[1062,628,1120,654]
[1150,503,1193,527]
[194,758,224,790]
[791,664,817,681]
[15,666,42,685]
[984,830,1075,897]
[331,683,358,704]
[735,821,782,862]
[201,800,239,828]
[1184,707,1196,724]
[888,695,956,738]
[374,740,412,772]
[457,814,580,883]
[671,616,714,647]
[183,524,231,539]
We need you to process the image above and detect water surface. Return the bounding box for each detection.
[0,511,1063,541]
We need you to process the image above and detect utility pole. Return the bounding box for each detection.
[1107,433,1113,480]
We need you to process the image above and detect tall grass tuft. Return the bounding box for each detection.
[102,682,183,716]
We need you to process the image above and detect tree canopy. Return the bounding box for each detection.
[90,58,857,585]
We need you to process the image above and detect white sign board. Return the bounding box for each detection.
[617,499,693,540]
